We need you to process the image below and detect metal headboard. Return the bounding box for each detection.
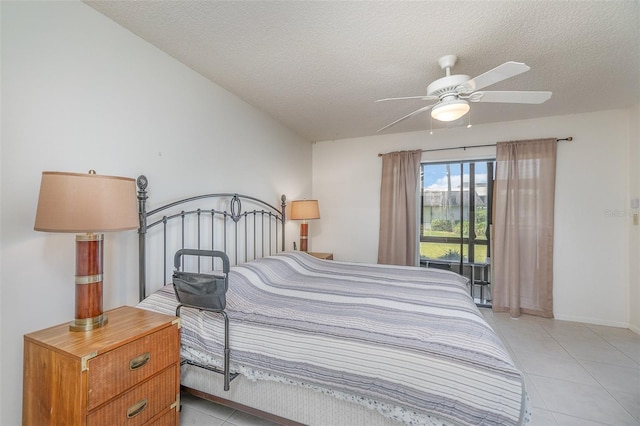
[137,175,286,301]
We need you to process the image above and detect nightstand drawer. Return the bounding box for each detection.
[87,365,178,426]
[147,407,179,426]
[87,324,180,410]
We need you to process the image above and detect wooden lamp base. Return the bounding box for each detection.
[70,233,108,331]
[299,222,309,252]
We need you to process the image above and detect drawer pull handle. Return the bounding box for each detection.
[126,398,148,418]
[129,352,151,370]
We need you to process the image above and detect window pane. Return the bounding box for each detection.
[474,162,489,242]
[420,159,495,306]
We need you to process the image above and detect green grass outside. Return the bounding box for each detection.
[422,230,455,237]
[420,243,488,263]
[420,229,488,263]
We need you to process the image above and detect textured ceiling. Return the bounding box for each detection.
[85,1,639,142]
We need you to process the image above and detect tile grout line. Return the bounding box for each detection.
[491,313,638,424]
[544,323,640,424]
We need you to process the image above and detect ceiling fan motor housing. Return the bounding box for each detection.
[427,74,470,98]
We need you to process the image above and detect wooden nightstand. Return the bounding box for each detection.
[22,306,180,425]
[308,252,333,260]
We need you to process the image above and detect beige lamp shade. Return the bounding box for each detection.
[34,171,139,232]
[290,200,320,220]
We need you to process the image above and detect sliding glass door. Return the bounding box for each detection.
[420,160,495,306]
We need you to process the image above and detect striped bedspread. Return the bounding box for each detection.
[138,252,528,425]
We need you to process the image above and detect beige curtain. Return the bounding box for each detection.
[377,150,422,266]
[493,138,556,318]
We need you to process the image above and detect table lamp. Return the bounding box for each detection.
[290,200,320,252]
[34,171,138,331]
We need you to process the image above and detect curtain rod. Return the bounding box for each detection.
[377,137,573,157]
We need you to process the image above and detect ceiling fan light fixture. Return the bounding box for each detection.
[376,55,551,132]
[431,99,470,122]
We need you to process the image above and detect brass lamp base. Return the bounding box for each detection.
[69,314,108,332]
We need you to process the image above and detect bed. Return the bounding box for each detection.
[135,176,530,426]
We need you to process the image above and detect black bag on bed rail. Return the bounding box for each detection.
[172,249,230,311]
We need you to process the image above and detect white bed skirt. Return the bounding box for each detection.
[181,363,444,426]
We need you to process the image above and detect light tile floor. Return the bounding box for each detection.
[180,308,640,425]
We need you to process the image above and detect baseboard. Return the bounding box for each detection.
[553,313,630,329]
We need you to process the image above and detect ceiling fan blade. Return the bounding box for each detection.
[377,104,437,132]
[376,95,439,102]
[470,91,552,104]
[457,62,530,93]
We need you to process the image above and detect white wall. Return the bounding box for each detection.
[1,2,312,424]
[629,104,640,333]
[313,110,633,329]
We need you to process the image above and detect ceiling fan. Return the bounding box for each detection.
[376,55,552,132]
